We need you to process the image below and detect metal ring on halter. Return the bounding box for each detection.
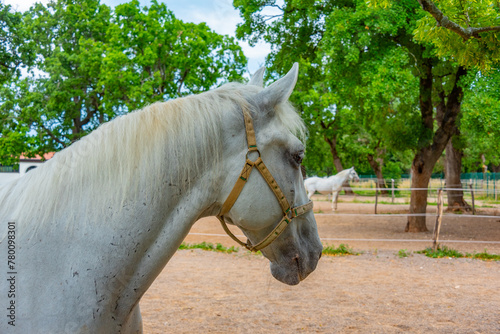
[245,149,261,162]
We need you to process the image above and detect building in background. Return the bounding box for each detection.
[0,153,54,184]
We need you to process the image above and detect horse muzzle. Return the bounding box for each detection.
[269,242,322,285]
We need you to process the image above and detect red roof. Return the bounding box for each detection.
[19,152,55,161]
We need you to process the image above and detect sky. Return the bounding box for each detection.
[4,0,274,75]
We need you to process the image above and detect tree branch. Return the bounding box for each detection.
[417,0,500,40]
[39,122,67,147]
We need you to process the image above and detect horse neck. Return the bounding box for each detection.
[330,169,351,184]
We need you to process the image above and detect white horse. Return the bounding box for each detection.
[304,167,360,211]
[0,64,322,333]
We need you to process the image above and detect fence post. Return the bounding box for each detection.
[432,189,444,252]
[391,179,395,204]
[469,181,476,215]
[493,173,498,201]
[374,187,378,214]
[487,176,490,198]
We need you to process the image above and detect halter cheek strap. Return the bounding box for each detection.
[216,109,313,252]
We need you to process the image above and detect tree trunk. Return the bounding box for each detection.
[491,164,500,173]
[406,160,433,232]
[341,180,355,195]
[367,153,388,195]
[323,134,355,195]
[445,137,471,211]
[406,64,467,232]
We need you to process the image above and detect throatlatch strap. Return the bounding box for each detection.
[217,216,250,249]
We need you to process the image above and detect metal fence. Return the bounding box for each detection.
[0,166,17,173]
[354,176,499,200]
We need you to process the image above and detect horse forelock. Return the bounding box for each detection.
[1,82,305,231]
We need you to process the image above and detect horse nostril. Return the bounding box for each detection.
[293,254,300,267]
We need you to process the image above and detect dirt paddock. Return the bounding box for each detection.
[140,200,500,333]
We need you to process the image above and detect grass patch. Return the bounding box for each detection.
[397,249,411,258]
[466,249,500,261]
[178,242,500,262]
[417,246,464,258]
[322,244,358,256]
[179,242,239,254]
[417,246,500,261]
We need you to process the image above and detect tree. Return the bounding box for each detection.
[101,0,246,113]
[411,0,500,211]
[0,3,36,165]
[0,4,35,84]
[20,0,113,152]
[234,0,414,186]
[234,0,475,232]
[0,0,246,162]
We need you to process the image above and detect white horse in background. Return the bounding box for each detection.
[304,167,360,211]
[0,64,322,333]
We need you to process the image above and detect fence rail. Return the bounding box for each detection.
[322,181,500,218]
[350,177,500,200]
[358,172,500,180]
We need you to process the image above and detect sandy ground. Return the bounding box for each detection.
[140,199,500,333]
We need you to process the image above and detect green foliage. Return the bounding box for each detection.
[461,69,500,170]
[0,0,246,164]
[178,242,239,254]
[322,244,358,256]
[0,3,35,84]
[383,160,404,180]
[372,0,500,69]
[234,0,497,182]
[412,0,500,70]
[233,0,434,178]
[0,3,37,164]
[101,0,246,113]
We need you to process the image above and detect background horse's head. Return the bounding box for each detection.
[218,64,322,285]
[349,167,360,182]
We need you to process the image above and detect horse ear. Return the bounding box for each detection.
[256,63,298,111]
[248,66,265,87]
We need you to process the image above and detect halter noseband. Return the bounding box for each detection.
[216,108,313,252]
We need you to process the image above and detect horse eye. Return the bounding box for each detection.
[292,151,304,166]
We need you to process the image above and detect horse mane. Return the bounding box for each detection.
[329,168,352,179]
[0,82,306,230]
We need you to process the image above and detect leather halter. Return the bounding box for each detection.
[216,108,313,252]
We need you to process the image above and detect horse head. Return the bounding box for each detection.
[218,63,322,285]
[349,167,360,182]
